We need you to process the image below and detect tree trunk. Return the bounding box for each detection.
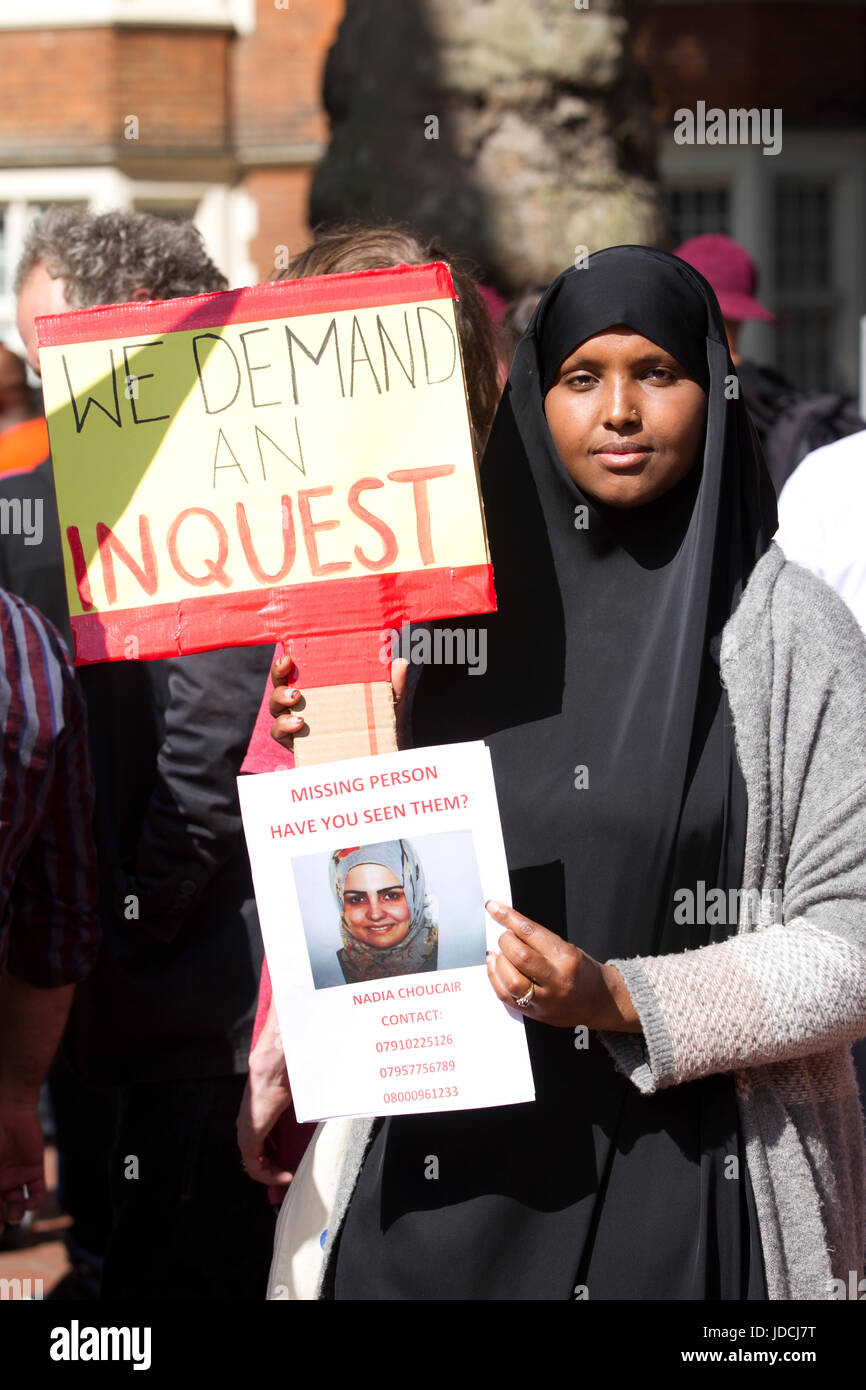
[311,0,663,293]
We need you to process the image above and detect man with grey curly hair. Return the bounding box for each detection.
[2,205,276,1302]
[15,207,227,374]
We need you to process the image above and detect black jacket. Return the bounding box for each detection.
[0,458,273,1082]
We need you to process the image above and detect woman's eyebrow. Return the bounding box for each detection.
[561,351,678,371]
[345,886,403,894]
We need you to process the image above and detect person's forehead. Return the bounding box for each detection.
[345,863,402,885]
[560,327,674,360]
[19,260,72,315]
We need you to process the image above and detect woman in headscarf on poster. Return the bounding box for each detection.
[267,246,866,1301]
[329,841,438,985]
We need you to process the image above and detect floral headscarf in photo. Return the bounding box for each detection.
[330,840,438,983]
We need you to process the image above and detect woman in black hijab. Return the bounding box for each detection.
[273,246,779,1299]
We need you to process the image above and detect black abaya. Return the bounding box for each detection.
[332,247,777,1300]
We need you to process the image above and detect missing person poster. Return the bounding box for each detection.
[238,741,534,1123]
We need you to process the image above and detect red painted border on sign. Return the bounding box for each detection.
[35,262,456,349]
[70,562,496,675]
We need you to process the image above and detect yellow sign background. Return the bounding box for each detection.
[40,297,487,618]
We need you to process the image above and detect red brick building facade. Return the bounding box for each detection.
[0,0,342,340]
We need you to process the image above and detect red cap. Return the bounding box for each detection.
[674,234,776,324]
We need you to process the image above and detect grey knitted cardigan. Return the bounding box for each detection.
[316,544,866,1300]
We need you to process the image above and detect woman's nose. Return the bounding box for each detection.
[602,379,641,431]
[366,893,387,920]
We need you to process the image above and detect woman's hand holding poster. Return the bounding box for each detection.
[238,742,534,1122]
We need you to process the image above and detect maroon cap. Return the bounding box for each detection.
[673,234,776,324]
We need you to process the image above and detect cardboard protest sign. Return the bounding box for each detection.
[237,742,535,1122]
[36,264,494,665]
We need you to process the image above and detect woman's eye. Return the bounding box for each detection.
[645,367,675,382]
[566,373,595,388]
[382,891,404,902]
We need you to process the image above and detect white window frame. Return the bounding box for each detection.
[660,130,866,396]
[0,0,255,33]
[0,167,257,353]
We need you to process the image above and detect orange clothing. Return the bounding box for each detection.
[0,417,49,476]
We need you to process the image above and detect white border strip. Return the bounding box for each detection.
[0,0,255,32]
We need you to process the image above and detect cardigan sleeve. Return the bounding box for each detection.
[599,559,866,1095]
[598,915,866,1095]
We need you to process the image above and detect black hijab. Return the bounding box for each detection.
[334,246,778,1302]
[408,244,777,966]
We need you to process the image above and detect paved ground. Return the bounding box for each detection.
[0,1147,72,1299]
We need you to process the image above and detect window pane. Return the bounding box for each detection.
[666,187,731,246]
[773,181,836,391]
[774,183,831,291]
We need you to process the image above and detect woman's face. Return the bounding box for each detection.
[342,864,411,949]
[543,325,708,508]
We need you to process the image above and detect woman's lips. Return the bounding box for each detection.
[594,447,653,470]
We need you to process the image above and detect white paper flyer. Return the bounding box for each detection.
[238,741,535,1123]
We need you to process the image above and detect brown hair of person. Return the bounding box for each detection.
[274,224,500,455]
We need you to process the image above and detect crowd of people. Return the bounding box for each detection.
[0,205,864,1303]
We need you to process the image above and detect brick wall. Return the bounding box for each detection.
[117,29,230,148]
[0,26,231,156]
[242,166,312,280]
[0,3,345,283]
[232,0,343,150]
[0,28,118,150]
[234,0,345,278]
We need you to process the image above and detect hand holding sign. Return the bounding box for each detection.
[268,653,305,743]
[268,654,409,752]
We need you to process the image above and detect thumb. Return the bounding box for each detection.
[391,658,409,750]
[391,658,408,705]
